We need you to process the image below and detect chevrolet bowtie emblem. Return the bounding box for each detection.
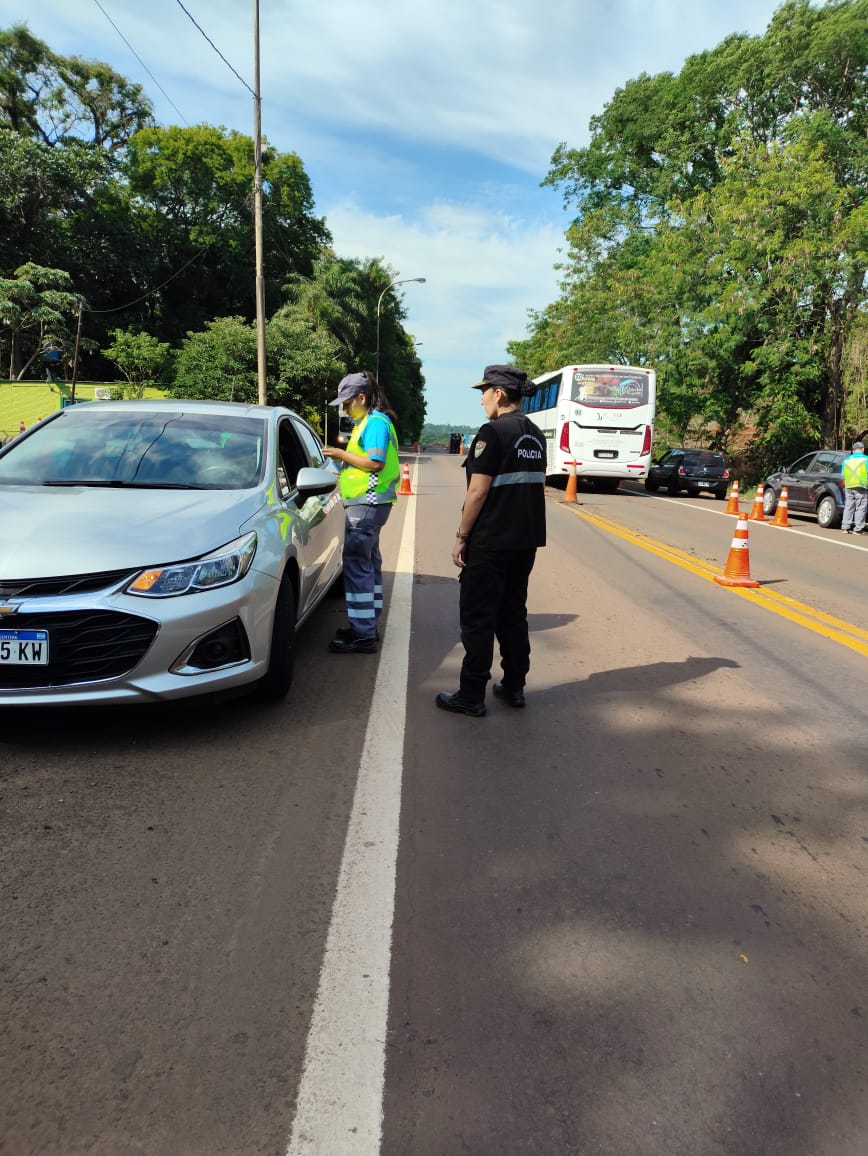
[0,604,20,616]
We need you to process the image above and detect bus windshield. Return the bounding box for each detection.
[571,369,649,409]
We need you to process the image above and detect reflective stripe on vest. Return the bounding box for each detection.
[843,454,868,488]
[491,471,547,487]
[339,411,400,503]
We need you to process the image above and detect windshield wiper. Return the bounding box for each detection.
[42,479,202,489]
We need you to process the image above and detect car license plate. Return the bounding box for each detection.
[697,480,712,487]
[0,629,49,665]
[595,450,617,459]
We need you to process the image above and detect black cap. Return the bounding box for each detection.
[472,365,527,393]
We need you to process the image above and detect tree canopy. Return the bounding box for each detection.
[0,22,427,438]
[509,0,868,474]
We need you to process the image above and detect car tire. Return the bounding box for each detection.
[817,493,841,529]
[714,488,727,500]
[252,575,297,701]
[762,487,778,516]
[667,478,680,496]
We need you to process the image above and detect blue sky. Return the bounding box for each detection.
[5,0,786,426]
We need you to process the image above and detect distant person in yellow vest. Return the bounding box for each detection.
[323,371,400,652]
[841,440,868,535]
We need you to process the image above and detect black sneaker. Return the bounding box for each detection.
[492,682,526,708]
[845,528,853,534]
[435,691,486,717]
[335,625,380,642]
[329,633,378,654]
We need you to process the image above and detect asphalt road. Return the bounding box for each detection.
[2,454,866,1156]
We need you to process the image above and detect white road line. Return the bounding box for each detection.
[626,488,868,548]
[286,464,417,1156]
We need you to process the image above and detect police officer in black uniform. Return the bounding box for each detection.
[436,364,547,717]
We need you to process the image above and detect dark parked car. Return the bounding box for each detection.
[762,449,847,528]
[644,448,730,498]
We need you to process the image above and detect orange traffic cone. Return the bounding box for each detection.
[18,420,25,434]
[563,460,578,503]
[724,479,741,515]
[714,515,760,588]
[748,483,765,522]
[397,462,414,496]
[771,485,790,528]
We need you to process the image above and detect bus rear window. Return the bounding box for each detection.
[571,371,648,408]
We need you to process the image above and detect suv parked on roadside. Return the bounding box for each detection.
[644,448,730,499]
[762,449,849,528]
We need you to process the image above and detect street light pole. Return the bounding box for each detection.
[376,276,426,382]
[253,0,267,406]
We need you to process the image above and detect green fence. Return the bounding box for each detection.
[0,382,166,442]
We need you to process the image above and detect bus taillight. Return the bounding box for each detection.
[641,425,652,456]
[559,422,571,452]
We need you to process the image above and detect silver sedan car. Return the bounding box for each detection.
[0,399,344,705]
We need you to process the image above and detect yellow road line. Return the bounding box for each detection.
[564,505,868,658]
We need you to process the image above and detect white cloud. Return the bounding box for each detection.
[323,199,565,424]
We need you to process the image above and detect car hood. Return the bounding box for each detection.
[1,486,267,578]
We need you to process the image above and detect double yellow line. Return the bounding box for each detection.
[567,506,868,659]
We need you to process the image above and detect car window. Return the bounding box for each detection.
[683,452,725,467]
[277,418,310,498]
[291,418,326,468]
[788,453,816,474]
[810,451,843,473]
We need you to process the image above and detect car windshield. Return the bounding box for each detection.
[0,408,267,489]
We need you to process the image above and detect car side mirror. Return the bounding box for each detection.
[296,466,338,497]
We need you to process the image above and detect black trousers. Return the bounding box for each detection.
[458,546,537,701]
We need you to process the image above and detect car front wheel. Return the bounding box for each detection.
[252,574,297,701]
[763,486,778,516]
[644,478,659,492]
[817,493,841,529]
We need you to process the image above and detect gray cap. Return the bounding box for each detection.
[329,371,370,406]
[854,441,864,451]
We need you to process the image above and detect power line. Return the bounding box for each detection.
[85,247,209,314]
[90,0,190,126]
[173,0,256,98]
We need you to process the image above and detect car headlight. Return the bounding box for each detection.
[125,532,258,597]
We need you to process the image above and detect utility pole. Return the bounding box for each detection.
[70,302,83,404]
[253,0,267,405]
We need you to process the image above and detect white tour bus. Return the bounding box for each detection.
[521,364,656,490]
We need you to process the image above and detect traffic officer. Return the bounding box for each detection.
[323,370,400,652]
[841,439,868,534]
[436,364,547,716]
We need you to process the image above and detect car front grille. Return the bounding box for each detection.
[0,610,159,689]
[0,570,136,599]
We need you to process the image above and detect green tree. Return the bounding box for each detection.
[0,24,153,148]
[513,0,868,472]
[171,317,258,403]
[103,328,173,397]
[0,262,83,379]
[122,124,330,343]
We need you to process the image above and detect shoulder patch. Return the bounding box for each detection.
[474,440,487,458]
